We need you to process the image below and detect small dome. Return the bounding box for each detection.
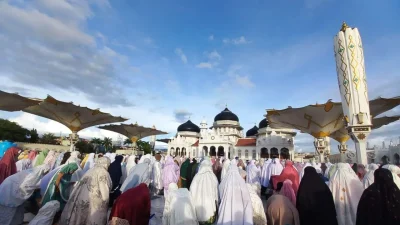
[246,125,258,137]
[214,108,239,122]
[177,120,200,133]
[259,118,269,128]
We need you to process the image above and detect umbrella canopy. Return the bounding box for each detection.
[267,100,344,138]
[156,138,172,144]
[0,90,42,112]
[98,123,167,141]
[23,95,127,132]
[372,116,400,129]
[369,96,400,117]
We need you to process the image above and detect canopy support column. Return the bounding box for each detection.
[314,137,328,163]
[69,131,79,152]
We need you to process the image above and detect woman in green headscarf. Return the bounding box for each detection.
[34,149,49,167]
[41,162,79,210]
[180,158,190,188]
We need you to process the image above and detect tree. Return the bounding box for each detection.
[29,128,39,143]
[90,138,102,145]
[102,137,113,151]
[41,133,57,144]
[136,140,152,154]
[124,138,132,145]
[0,119,29,142]
[75,140,94,154]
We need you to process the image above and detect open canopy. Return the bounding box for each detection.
[372,115,400,129]
[98,123,167,141]
[369,96,400,117]
[157,138,172,144]
[0,90,42,112]
[23,95,127,132]
[267,100,344,138]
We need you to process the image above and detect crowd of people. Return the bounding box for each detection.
[0,146,399,225]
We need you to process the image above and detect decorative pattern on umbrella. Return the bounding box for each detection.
[0,90,42,112]
[98,123,167,140]
[23,95,127,132]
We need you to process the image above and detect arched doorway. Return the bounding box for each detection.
[260,147,269,158]
[280,148,290,160]
[270,147,279,158]
[203,146,208,156]
[252,150,256,159]
[182,147,186,157]
[217,146,224,157]
[394,153,400,165]
[210,146,216,156]
[238,150,242,158]
[381,155,390,165]
[245,150,249,158]
[175,147,180,156]
[170,147,174,156]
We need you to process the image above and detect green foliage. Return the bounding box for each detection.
[0,118,29,142]
[41,133,57,144]
[102,137,113,151]
[75,140,95,154]
[90,138,102,145]
[137,140,152,154]
[124,138,132,145]
[29,128,39,143]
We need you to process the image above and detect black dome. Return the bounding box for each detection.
[177,120,200,133]
[259,118,269,128]
[246,125,258,137]
[214,108,239,122]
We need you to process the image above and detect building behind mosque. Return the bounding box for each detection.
[167,107,297,160]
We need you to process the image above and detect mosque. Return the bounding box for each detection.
[167,108,297,160]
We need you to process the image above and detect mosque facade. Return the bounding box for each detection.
[167,108,297,160]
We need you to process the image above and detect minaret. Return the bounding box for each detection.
[149,125,157,151]
[334,22,372,164]
[200,118,208,136]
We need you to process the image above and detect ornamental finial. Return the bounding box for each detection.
[340,21,349,32]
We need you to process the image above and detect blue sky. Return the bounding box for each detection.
[0,0,399,152]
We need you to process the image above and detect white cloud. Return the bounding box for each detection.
[208,35,214,41]
[196,62,213,69]
[235,75,255,88]
[223,36,251,45]
[226,65,255,88]
[207,50,221,60]
[174,48,188,64]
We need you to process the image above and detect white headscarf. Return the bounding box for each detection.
[64,151,81,165]
[246,183,267,225]
[264,158,283,186]
[121,155,136,184]
[246,160,261,184]
[120,158,151,193]
[82,153,95,173]
[260,158,272,187]
[329,163,363,225]
[217,164,253,225]
[16,159,32,172]
[382,164,400,190]
[163,184,197,225]
[362,163,379,189]
[0,164,50,207]
[29,200,60,225]
[189,159,218,223]
[221,158,231,181]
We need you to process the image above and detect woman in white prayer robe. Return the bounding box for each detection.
[260,158,272,188]
[29,200,60,225]
[382,164,400,189]
[151,154,163,195]
[0,165,50,225]
[190,159,219,224]
[265,158,283,187]
[217,163,253,225]
[246,183,267,225]
[163,183,198,225]
[221,158,231,181]
[246,160,261,184]
[120,158,151,193]
[329,163,363,225]
[16,158,32,172]
[362,163,379,189]
[82,153,95,173]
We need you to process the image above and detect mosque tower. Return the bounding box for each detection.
[200,118,208,136]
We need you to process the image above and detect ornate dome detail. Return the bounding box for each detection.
[177,120,200,133]
[214,108,239,122]
[246,125,258,137]
[258,118,269,129]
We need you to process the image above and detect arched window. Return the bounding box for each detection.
[203,146,208,156]
[238,150,242,158]
[192,149,196,157]
[280,148,290,160]
[394,153,400,165]
[270,147,279,158]
[175,147,180,156]
[252,150,257,159]
[260,147,269,158]
[182,147,186,156]
[170,147,174,156]
[210,146,216,156]
[218,146,224,156]
[245,150,249,158]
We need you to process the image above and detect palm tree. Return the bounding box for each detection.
[124,138,132,145]
[102,137,113,151]
[41,133,57,144]
[90,138,102,145]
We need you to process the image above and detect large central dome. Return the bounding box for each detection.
[214,108,239,122]
[177,120,200,133]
